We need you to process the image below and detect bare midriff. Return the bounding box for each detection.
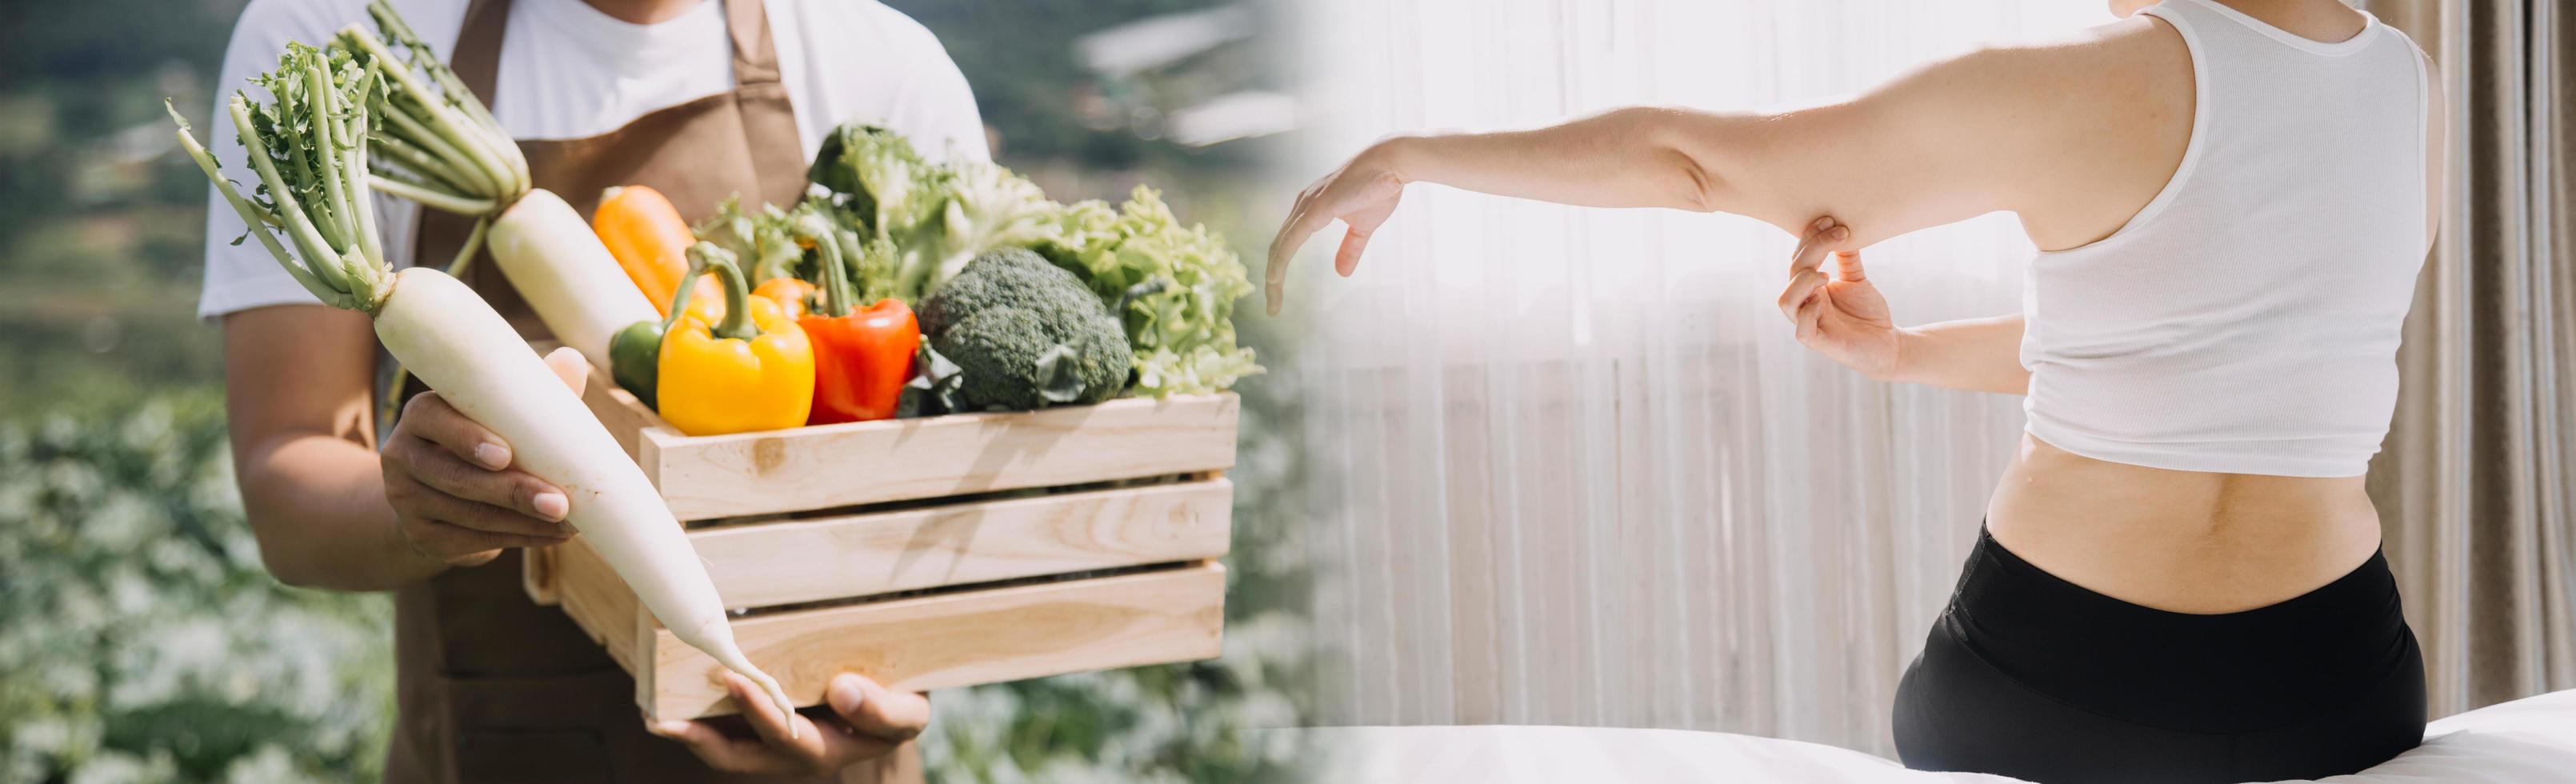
[1983,434,2386,614]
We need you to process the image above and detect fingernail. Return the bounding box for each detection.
[653,720,691,737]
[474,442,509,470]
[531,491,568,522]
[828,674,867,714]
[1812,216,1834,230]
[1830,226,1850,240]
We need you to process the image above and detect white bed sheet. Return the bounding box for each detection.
[1294,688,2576,783]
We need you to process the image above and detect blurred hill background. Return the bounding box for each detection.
[0,1,1312,781]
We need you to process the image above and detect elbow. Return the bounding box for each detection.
[236,474,387,592]
[1613,106,1726,213]
[250,530,390,592]
[233,466,322,589]
[261,555,330,590]
[1672,146,1722,214]
[241,509,333,590]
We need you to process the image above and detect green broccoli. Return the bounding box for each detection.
[915,248,1133,411]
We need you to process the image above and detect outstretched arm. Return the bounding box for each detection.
[1390,52,2033,240]
[1266,14,2194,314]
[1266,46,2069,314]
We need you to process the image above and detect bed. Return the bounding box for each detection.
[1296,688,2576,783]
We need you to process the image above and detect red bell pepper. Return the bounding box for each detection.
[802,298,918,423]
[794,214,920,424]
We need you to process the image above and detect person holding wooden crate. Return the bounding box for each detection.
[197,0,987,780]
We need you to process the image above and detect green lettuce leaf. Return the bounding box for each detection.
[1038,186,1262,397]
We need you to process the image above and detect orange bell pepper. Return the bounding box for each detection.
[753,276,817,321]
[594,185,724,318]
[791,213,919,423]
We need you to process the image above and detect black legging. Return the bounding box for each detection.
[1894,527,2425,784]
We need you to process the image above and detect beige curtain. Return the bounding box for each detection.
[1285,0,2114,754]
[2364,0,2576,717]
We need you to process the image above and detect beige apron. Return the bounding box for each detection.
[384,1,916,781]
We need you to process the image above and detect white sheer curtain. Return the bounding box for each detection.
[1283,0,2112,756]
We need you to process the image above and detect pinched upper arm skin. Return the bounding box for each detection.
[1658,46,2070,248]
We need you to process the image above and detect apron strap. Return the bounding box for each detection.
[434,0,800,203]
[450,0,510,104]
[720,0,809,207]
[725,0,784,88]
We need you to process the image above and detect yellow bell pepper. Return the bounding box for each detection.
[658,243,815,435]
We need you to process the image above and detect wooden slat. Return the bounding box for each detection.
[646,562,1226,720]
[691,478,1234,608]
[553,537,646,677]
[578,363,678,480]
[522,544,560,606]
[643,394,1240,521]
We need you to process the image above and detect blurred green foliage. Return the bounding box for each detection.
[885,0,1273,179]
[2,0,1310,782]
[0,398,395,783]
[0,0,238,417]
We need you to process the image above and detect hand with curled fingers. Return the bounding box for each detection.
[1265,138,1410,316]
[379,346,589,567]
[1778,217,1902,380]
[648,671,930,776]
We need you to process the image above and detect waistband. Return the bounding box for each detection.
[1942,526,2415,733]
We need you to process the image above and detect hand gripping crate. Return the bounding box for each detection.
[524,368,1238,720]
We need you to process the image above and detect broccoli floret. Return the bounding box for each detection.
[916,248,1133,410]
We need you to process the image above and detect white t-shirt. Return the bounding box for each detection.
[198,0,990,319]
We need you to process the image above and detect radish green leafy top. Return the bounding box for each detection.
[343,0,527,212]
[167,0,533,314]
[169,42,393,314]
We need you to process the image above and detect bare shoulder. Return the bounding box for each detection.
[1862,15,2189,147]
[1916,16,2194,247]
[2050,15,2197,154]
[1934,15,2188,108]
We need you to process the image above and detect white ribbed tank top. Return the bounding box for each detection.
[2018,0,2433,478]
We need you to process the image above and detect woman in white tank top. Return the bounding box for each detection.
[1269,1,2443,781]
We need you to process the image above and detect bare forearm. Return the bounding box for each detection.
[1382,107,1736,213]
[1383,101,1992,249]
[1888,314,2029,394]
[238,434,446,591]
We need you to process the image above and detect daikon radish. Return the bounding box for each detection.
[340,0,655,374]
[170,36,797,726]
[485,190,657,370]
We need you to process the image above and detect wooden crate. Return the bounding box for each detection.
[526,367,1239,721]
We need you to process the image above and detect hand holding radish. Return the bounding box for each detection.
[382,347,587,566]
[166,2,798,726]
[649,672,930,775]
